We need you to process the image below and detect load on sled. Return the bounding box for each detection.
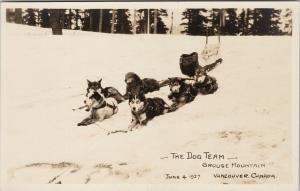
[179,52,222,95]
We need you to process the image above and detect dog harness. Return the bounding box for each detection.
[93,99,116,113]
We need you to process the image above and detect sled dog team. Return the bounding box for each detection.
[77,53,223,131]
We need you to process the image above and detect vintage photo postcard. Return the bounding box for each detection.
[0,1,299,191]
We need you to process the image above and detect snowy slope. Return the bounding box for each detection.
[1,24,294,184]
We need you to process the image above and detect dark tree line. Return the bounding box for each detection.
[181,8,291,35]
[6,8,292,35]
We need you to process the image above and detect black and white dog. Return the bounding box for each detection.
[123,72,162,100]
[128,92,169,131]
[194,75,218,95]
[77,90,118,126]
[86,79,125,103]
[168,77,198,111]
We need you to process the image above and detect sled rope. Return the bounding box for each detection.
[93,123,110,133]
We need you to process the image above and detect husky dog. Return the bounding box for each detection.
[194,75,218,95]
[78,90,118,126]
[86,79,124,103]
[168,77,198,111]
[123,72,161,99]
[128,92,169,131]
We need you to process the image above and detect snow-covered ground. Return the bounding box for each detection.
[1,24,295,184]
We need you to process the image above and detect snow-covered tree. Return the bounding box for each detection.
[23,8,37,26]
[281,8,292,35]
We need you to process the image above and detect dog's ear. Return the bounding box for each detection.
[98,78,102,85]
[128,92,133,101]
[87,80,91,86]
[138,90,146,101]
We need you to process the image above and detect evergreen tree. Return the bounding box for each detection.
[49,9,64,35]
[223,9,239,35]
[251,8,281,35]
[136,9,148,34]
[208,9,220,36]
[74,9,81,30]
[36,9,41,27]
[89,9,99,32]
[24,8,37,26]
[181,9,208,35]
[238,9,247,35]
[102,9,112,33]
[270,9,281,35]
[80,9,91,31]
[40,9,50,28]
[63,9,74,29]
[149,9,168,34]
[115,9,132,34]
[6,8,15,23]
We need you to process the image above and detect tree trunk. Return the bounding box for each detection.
[67,9,72,29]
[99,9,103,32]
[245,9,249,35]
[89,10,93,31]
[14,8,23,24]
[169,11,173,34]
[147,9,150,34]
[50,9,63,35]
[153,9,158,34]
[132,9,137,34]
[111,9,115,33]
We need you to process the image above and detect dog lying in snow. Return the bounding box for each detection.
[123,72,161,100]
[128,91,169,131]
[86,79,124,103]
[168,77,198,111]
[77,90,118,126]
[194,75,218,95]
